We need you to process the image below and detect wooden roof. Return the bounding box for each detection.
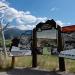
[35,19,58,31]
[62,25,75,33]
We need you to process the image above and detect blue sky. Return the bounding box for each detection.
[0,0,75,30]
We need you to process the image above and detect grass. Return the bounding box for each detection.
[37,55,58,71]
[65,59,75,72]
[0,36,75,72]
[1,52,75,72]
[15,56,32,67]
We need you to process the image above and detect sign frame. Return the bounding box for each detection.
[32,19,65,71]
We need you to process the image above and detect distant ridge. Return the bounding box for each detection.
[4,27,32,39]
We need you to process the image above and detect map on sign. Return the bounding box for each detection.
[9,30,32,56]
[37,28,58,55]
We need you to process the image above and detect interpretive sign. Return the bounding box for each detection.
[63,32,75,50]
[37,27,58,55]
[9,30,32,56]
[59,26,75,59]
[59,49,75,59]
[32,19,65,71]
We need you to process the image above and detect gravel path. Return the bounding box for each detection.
[0,68,75,75]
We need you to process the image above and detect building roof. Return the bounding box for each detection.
[62,25,75,33]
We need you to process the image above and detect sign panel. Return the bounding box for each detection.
[37,28,58,55]
[63,32,75,50]
[59,49,75,59]
[41,24,51,30]
[59,32,75,59]
[9,30,32,56]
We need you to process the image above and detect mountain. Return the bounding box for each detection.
[4,27,32,39]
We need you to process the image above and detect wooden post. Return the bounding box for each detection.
[11,56,15,68]
[58,26,65,71]
[32,28,37,67]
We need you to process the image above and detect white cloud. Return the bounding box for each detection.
[50,7,56,12]
[16,25,28,30]
[7,25,15,28]
[25,11,31,14]
[0,1,47,30]
[37,17,47,22]
[56,20,72,27]
[16,18,24,24]
[14,25,35,30]
[56,20,64,27]
[0,1,7,7]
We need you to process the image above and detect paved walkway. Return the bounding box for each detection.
[0,68,75,75]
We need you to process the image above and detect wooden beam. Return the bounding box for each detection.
[58,26,65,71]
[11,56,15,68]
[32,28,37,67]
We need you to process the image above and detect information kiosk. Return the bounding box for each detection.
[32,19,65,71]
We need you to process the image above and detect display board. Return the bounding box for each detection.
[59,32,75,59]
[37,28,58,55]
[63,32,75,50]
[9,30,32,56]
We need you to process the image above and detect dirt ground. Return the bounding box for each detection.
[0,68,75,75]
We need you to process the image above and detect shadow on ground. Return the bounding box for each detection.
[6,68,61,75]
